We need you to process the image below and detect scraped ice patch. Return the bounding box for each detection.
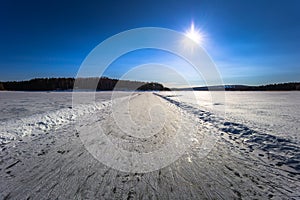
[0,101,111,145]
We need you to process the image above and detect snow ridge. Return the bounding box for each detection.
[155,93,300,174]
[0,101,111,145]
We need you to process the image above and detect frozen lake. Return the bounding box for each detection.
[1,91,298,141]
[0,91,114,122]
[162,91,300,141]
[0,91,299,199]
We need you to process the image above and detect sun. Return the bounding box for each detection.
[185,22,204,45]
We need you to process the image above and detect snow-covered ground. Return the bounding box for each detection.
[157,91,300,174]
[161,91,299,140]
[0,91,299,199]
[0,91,129,144]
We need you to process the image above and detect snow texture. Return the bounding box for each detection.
[0,91,299,199]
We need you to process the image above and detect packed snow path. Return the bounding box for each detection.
[0,93,299,199]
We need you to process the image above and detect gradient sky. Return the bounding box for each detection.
[0,0,299,86]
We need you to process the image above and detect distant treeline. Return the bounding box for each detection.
[225,82,300,91]
[173,82,300,91]
[0,78,298,91]
[0,77,170,91]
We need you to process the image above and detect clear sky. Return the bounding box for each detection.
[0,0,299,86]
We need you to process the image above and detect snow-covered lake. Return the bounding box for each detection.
[0,91,299,199]
[0,91,299,143]
[0,91,129,144]
[162,91,300,141]
[0,91,113,122]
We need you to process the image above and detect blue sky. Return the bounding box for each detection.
[0,0,299,86]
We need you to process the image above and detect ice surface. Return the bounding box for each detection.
[0,91,299,199]
[158,91,300,173]
[160,91,300,141]
[0,91,128,144]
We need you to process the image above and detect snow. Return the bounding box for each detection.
[158,91,300,173]
[160,91,300,141]
[0,91,299,199]
[0,91,133,144]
